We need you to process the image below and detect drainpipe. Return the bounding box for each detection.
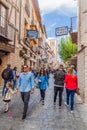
[19,0,22,44]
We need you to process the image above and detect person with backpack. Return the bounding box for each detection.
[54,64,65,108]
[1,64,14,96]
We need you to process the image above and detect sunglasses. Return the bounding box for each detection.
[23,66,28,69]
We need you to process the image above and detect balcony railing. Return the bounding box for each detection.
[0,15,14,42]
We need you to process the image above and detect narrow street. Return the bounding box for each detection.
[0,74,87,130]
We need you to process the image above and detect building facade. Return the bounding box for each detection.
[78,0,87,103]
[0,0,21,85]
[46,38,59,69]
[0,0,47,86]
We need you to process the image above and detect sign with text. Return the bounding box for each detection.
[55,26,68,36]
[27,30,38,38]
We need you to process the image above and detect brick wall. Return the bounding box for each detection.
[0,47,22,86]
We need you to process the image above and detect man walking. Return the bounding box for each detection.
[1,64,13,96]
[54,64,65,108]
[17,65,34,119]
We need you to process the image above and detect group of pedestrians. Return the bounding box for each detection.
[1,64,50,119]
[54,64,77,113]
[1,63,77,119]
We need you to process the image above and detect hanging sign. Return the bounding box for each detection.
[55,26,68,36]
[27,30,38,38]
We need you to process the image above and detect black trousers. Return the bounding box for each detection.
[21,91,30,116]
[40,89,45,100]
[54,86,63,106]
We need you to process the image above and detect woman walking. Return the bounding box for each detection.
[38,69,48,105]
[64,67,78,113]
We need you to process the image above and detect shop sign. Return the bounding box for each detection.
[55,26,68,36]
[27,30,38,38]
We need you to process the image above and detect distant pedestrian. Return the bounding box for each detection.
[54,65,65,108]
[38,69,48,105]
[70,64,77,75]
[16,65,35,120]
[3,82,17,113]
[12,67,18,90]
[1,64,14,96]
[64,67,78,113]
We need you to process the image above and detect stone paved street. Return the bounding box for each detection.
[0,74,87,130]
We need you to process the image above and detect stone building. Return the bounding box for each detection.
[78,0,87,103]
[0,0,47,86]
[0,0,20,85]
[46,38,59,70]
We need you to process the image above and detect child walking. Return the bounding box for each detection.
[3,82,17,113]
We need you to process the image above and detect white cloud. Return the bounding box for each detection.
[46,23,57,32]
[50,23,57,28]
[38,0,77,16]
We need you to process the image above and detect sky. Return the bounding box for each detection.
[38,0,77,38]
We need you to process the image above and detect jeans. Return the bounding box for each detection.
[21,91,30,116]
[66,88,75,111]
[40,89,45,100]
[12,79,17,90]
[54,86,63,106]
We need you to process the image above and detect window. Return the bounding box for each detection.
[50,41,55,46]
[25,0,30,17]
[0,4,7,28]
[24,19,28,38]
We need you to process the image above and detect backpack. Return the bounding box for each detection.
[2,69,10,80]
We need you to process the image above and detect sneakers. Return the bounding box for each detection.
[65,102,69,107]
[4,110,8,113]
[4,108,8,113]
[42,100,44,105]
[22,114,26,120]
[70,111,74,113]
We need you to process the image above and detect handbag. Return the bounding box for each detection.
[34,78,39,88]
[76,88,80,95]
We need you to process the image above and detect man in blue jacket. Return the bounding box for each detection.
[17,65,34,120]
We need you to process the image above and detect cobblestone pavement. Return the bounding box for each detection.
[0,74,87,130]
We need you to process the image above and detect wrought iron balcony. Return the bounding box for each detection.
[0,15,15,52]
[0,15,14,42]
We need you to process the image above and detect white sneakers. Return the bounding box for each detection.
[65,102,74,113]
[64,102,69,107]
[70,111,74,113]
